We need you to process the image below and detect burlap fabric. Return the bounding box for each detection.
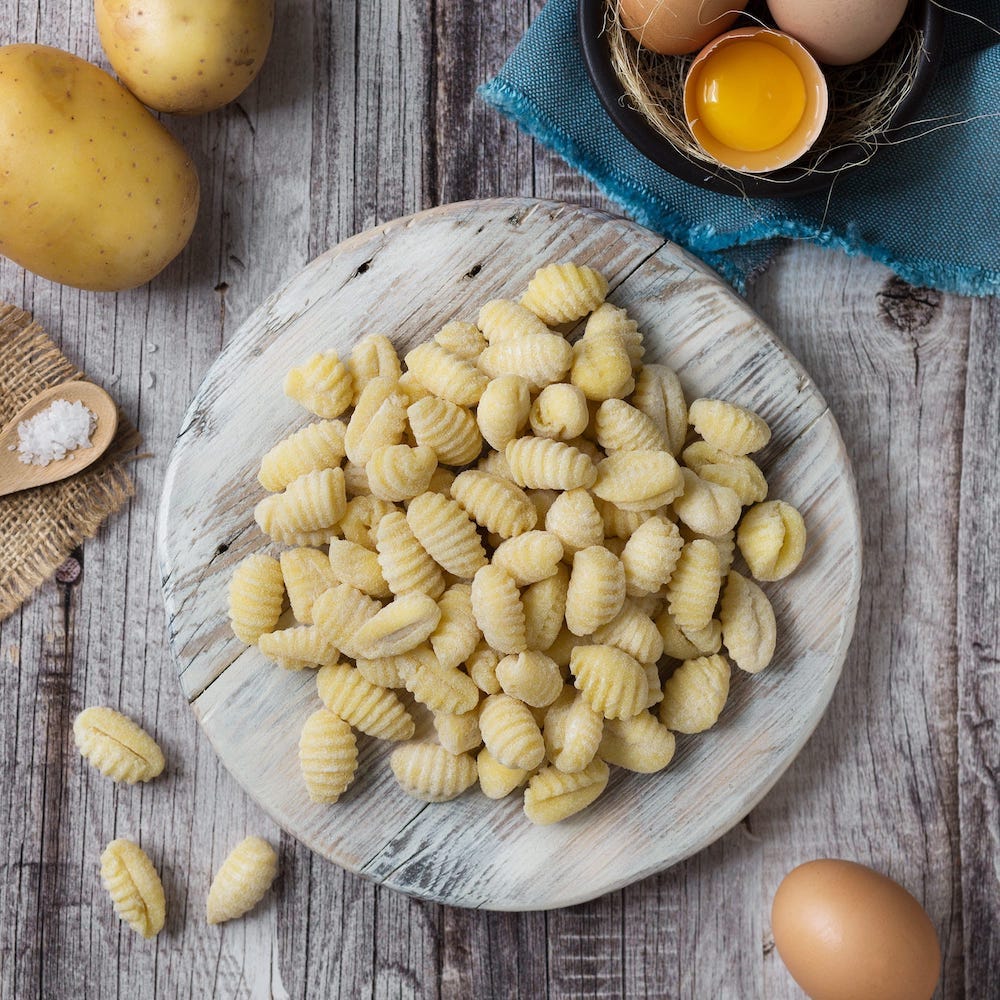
[0,303,140,620]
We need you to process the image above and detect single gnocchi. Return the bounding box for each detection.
[258,625,339,669]
[348,334,401,402]
[316,662,415,740]
[284,351,353,419]
[737,500,807,581]
[74,706,165,784]
[100,839,166,939]
[495,650,563,708]
[521,262,608,325]
[229,553,285,644]
[523,758,610,825]
[366,444,437,502]
[688,398,771,456]
[505,437,598,491]
[406,492,487,578]
[476,374,532,451]
[404,341,488,406]
[206,837,279,925]
[530,383,590,441]
[471,564,527,655]
[479,693,546,771]
[450,470,536,539]
[390,742,478,802]
[719,570,777,673]
[599,713,675,773]
[376,510,446,599]
[258,419,347,492]
[659,654,731,733]
[543,686,604,774]
[298,708,358,802]
[565,545,626,636]
[571,644,648,720]
[407,396,482,466]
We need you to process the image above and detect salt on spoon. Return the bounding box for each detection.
[0,382,118,498]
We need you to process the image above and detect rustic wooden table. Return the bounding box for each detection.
[1,3,997,998]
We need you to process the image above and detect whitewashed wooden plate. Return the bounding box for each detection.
[158,199,861,911]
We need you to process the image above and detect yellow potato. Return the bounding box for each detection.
[96,0,275,114]
[0,45,199,292]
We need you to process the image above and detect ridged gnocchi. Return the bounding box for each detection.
[659,654,731,733]
[406,492,487,578]
[450,470,536,539]
[407,396,482,466]
[74,707,165,784]
[284,351,354,418]
[737,500,807,581]
[390,742,478,802]
[523,758,610,825]
[100,839,166,939]
[206,837,279,925]
[688,398,771,456]
[376,510,446,599]
[258,419,347,492]
[298,708,358,802]
[228,259,807,828]
[316,662,415,740]
[229,553,285,644]
[521,262,608,325]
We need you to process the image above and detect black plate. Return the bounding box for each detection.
[578,0,943,198]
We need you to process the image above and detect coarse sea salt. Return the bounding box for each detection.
[11,399,98,466]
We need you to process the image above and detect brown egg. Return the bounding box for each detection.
[771,859,941,1000]
[618,0,748,56]
[766,0,908,65]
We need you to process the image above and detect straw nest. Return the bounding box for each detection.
[606,0,927,177]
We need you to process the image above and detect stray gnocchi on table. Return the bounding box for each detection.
[228,261,807,825]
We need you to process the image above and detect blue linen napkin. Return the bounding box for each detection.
[479,0,1000,294]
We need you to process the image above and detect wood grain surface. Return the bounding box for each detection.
[158,198,860,910]
[0,0,996,996]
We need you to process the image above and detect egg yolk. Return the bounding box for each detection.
[694,41,807,153]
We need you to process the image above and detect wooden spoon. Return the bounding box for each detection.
[0,381,119,498]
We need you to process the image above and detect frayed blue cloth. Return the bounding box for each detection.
[479,0,1000,295]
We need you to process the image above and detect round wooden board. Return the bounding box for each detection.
[158,199,862,911]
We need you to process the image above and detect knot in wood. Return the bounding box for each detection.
[877,276,941,334]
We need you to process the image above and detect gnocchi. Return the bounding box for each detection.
[74,706,165,784]
[228,260,806,827]
[206,837,279,925]
[100,839,166,939]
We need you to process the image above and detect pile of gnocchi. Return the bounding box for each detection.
[229,261,806,826]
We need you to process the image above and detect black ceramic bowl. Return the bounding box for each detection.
[579,0,943,197]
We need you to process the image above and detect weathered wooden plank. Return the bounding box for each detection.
[0,0,993,991]
[747,248,970,998]
[957,292,1000,997]
[0,2,316,997]
[433,0,534,205]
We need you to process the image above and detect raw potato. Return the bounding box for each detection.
[95,0,275,114]
[0,45,199,291]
